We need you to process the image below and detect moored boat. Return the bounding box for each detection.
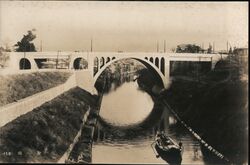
[152,132,183,165]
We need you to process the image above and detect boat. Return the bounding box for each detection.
[151,132,183,165]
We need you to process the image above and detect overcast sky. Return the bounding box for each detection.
[0,1,248,52]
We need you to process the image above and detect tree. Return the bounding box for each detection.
[176,44,202,53]
[14,29,37,52]
[171,47,176,53]
[0,47,10,68]
[207,44,213,54]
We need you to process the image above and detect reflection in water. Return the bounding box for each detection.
[92,81,207,164]
[99,82,154,126]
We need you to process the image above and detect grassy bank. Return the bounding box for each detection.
[161,72,248,164]
[0,72,71,106]
[0,87,98,163]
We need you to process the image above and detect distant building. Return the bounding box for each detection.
[233,47,248,74]
[233,48,248,57]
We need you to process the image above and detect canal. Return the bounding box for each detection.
[92,81,206,164]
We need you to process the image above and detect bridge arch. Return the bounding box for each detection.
[160,58,165,75]
[155,57,159,68]
[93,56,168,88]
[106,57,111,63]
[149,57,154,63]
[94,57,99,75]
[73,57,88,69]
[19,58,31,69]
[100,57,105,68]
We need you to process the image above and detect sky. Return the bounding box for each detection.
[0,1,248,52]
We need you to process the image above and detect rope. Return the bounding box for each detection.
[162,99,231,164]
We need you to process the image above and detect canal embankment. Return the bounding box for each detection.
[0,71,76,127]
[65,107,100,163]
[161,76,248,164]
[137,59,248,164]
[0,71,72,106]
[0,87,98,163]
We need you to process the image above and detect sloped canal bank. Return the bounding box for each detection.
[0,87,98,163]
[161,78,248,164]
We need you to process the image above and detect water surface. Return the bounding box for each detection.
[93,81,205,164]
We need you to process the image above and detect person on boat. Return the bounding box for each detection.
[156,132,163,146]
[167,141,183,150]
[160,132,170,145]
[155,132,163,158]
[156,132,173,149]
[177,142,184,157]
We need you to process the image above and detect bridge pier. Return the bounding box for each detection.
[164,59,170,83]
[211,57,217,70]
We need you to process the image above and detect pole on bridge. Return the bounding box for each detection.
[227,41,228,53]
[56,50,60,69]
[91,39,93,52]
[157,41,159,52]
[213,42,215,53]
[164,40,166,53]
[40,40,43,52]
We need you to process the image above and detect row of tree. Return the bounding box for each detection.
[175,44,213,53]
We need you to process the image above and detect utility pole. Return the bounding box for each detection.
[213,42,215,53]
[227,41,229,53]
[202,43,204,53]
[164,40,166,53]
[91,39,93,52]
[56,50,60,69]
[157,41,159,52]
[40,40,42,52]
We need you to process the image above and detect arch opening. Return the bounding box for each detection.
[100,57,105,68]
[160,58,165,75]
[19,58,31,70]
[73,58,88,69]
[149,57,154,63]
[106,57,111,63]
[94,57,99,75]
[155,57,159,68]
[94,57,165,88]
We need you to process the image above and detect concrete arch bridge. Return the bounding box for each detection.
[6,52,227,90]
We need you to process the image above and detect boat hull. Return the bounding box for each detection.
[155,144,182,165]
